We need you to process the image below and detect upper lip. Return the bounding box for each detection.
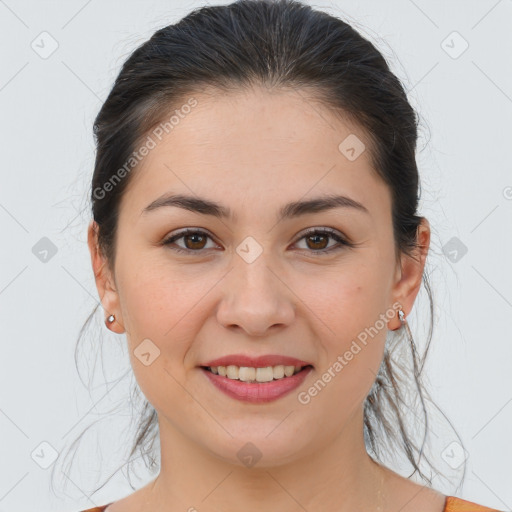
[201,354,313,368]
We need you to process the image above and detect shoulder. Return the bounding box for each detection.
[444,496,503,511]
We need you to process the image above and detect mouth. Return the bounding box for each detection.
[199,364,314,403]
[200,364,314,383]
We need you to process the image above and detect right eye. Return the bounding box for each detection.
[162,228,219,254]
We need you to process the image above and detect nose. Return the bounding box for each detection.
[215,255,295,337]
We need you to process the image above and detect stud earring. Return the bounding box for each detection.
[396,307,416,355]
[106,314,115,324]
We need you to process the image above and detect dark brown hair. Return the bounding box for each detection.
[53,0,465,498]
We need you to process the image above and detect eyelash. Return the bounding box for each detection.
[162,227,354,256]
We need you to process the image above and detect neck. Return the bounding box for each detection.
[144,404,386,512]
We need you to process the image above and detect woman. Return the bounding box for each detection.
[74,0,501,510]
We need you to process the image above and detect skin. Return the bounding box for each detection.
[87,85,444,512]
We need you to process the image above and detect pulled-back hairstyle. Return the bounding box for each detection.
[53,0,465,498]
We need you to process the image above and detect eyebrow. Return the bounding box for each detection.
[141,193,370,222]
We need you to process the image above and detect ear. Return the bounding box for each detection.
[87,220,125,334]
[388,217,430,330]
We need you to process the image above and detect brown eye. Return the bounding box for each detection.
[163,227,352,256]
[162,229,217,254]
[182,232,208,250]
[305,233,329,250]
[293,228,352,255]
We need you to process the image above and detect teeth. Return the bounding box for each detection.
[208,364,305,383]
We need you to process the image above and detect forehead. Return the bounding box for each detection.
[120,86,391,223]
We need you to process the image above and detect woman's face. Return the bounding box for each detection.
[89,86,429,466]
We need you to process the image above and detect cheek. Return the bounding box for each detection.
[117,244,196,328]
[308,262,388,339]
[115,262,205,415]
[117,257,214,363]
[120,272,176,337]
[304,264,388,395]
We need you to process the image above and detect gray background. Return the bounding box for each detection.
[0,0,511,511]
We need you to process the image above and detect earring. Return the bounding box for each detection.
[396,308,417,360]
[106,314,115,324]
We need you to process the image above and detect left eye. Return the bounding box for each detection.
[294,228,351,254]
[162,227,352,255]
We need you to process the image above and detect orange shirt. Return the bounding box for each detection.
[80,496,502,511]
[444,496,502,511]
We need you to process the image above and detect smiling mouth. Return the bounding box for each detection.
[200,364,313,383]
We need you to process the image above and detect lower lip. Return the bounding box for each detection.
[200,366,313,403]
